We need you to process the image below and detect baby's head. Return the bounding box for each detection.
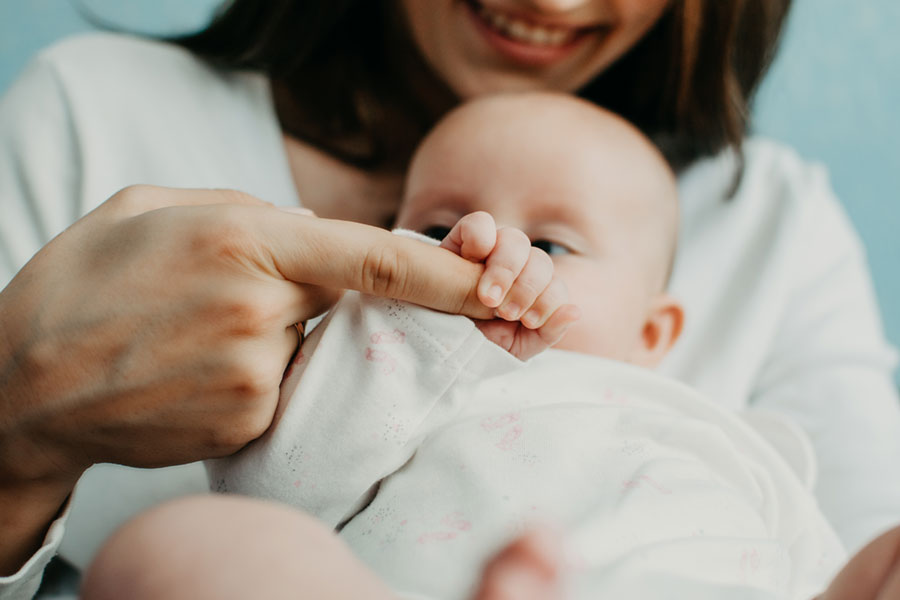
[396,92,682,367]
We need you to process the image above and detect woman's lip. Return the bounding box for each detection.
[463,0,602,67]
[469,0,600,29]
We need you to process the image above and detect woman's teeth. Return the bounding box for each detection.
[477,5,577,46]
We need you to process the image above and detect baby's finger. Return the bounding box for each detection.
[535,304,581,348]
[520,278,570,330]
[440,211,496,261]
[496,247,553,321]
[479,228,532,308]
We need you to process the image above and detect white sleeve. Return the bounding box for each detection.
[0,506,69,600]
[750,164,900,553]
[207,291,519,528]
[0,52,83,288]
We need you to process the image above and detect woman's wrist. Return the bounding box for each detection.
[0,303,80,575]
[0,473,76,576]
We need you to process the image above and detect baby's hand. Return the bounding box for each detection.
[440,212,580,361]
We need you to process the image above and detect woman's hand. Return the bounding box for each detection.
[0,185,493,572]
[439,211,580,361]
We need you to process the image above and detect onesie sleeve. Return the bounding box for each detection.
[207,290,520,528]
[0,504,69,600]
[0,52,83,288]
[750,163,900,553]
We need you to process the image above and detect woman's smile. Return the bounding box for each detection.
[399,0,671,98]
[464,0,610,67]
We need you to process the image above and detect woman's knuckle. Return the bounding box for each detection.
[106,184,154,214]
[361,246,408,297]
[217,297,274,337]
[229,360,277,399]
[117,183,153,199]
[192,212,255,259]
[17,337,57,388]
[214,188,269,207]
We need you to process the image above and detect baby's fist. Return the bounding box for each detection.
[440,212,579,360]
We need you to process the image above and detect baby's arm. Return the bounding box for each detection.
[207,287,519,529]
[440,211,580,361]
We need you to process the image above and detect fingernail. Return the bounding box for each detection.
[521,310,540,328]
[483,284,503,305]
[501,303,521,320]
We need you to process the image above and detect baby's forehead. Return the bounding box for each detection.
[407,93,678,247]
[434,98,671,189]
[426,95,671,181]
[433,96,602,157]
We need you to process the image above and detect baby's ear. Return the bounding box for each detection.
[628,294,684,368]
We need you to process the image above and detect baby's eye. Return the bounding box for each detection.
[422,225,452,241]
[531,239,572,256]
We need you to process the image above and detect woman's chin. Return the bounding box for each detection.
[443,68,571,99]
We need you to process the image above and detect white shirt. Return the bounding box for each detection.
[213,290,846,600]
[1,33,898,598]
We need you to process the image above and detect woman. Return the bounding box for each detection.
[1,0,898,596]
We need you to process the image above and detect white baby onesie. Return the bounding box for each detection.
[208,292,845,600]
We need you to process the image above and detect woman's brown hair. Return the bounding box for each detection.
[174,0,792,172]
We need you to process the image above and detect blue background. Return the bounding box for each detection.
[2,1,898,382]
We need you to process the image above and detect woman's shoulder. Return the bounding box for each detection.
[33,31,240,88]
[679,137,834,210]
[22,32,271,133]
[677,136,861,253]
[37,31,196,67]
[738,137,836,208]
[1,32,294,224]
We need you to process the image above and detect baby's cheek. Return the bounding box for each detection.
[551,315,617,357]
[552,261,647,359]
[550,295,645,359]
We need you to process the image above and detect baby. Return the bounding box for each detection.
[86,93,846,600]
[208,93,844,599]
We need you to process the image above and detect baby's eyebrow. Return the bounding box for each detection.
[527,202,592,229]
[405,188,476,212]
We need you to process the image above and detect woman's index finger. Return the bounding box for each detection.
[266,213,494,320]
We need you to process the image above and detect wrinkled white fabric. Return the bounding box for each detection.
[211,291,845,600]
